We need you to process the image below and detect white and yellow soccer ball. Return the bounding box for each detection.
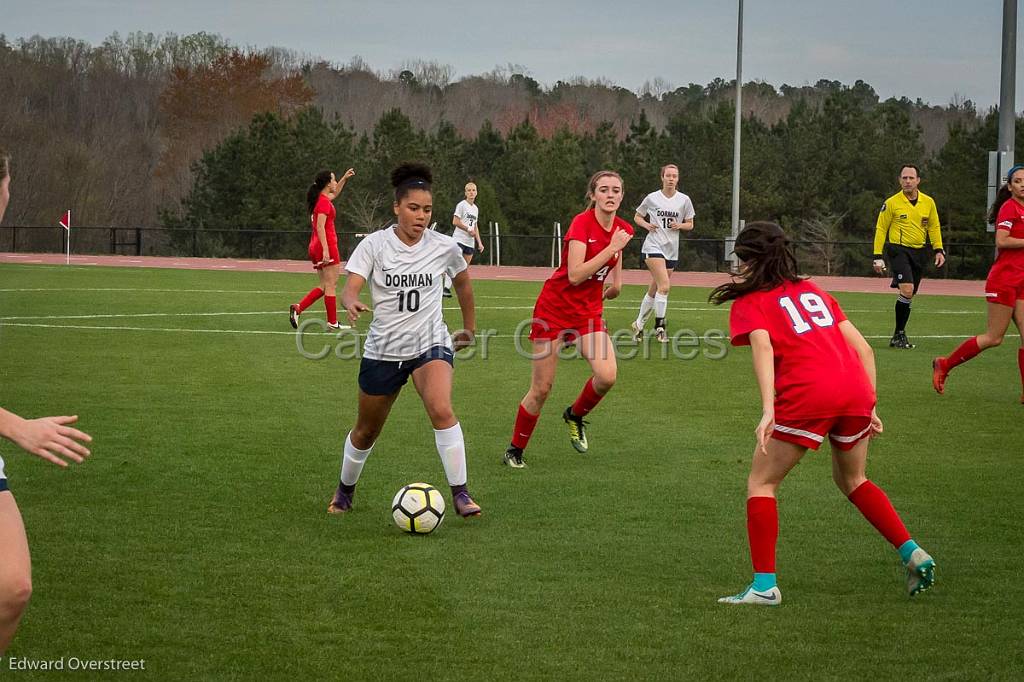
[391,483,445,534]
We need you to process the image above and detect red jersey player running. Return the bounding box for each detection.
[933,164,1024,402]
[502,170,634,468]
[710,222,934,605]
[289,167,355,330]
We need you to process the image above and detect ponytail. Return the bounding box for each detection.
[307,170,333,215]
[709,222,803,305]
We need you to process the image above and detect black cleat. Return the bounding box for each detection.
[502,445,526,468]
[890,331,915,349]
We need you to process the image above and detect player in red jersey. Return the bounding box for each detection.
[502,171,634,468]
[710,222,934,605]
[933,165,1024,402]
[289,168,355,330]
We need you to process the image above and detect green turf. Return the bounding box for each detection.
[0,263,1021,680]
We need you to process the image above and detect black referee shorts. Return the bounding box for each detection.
[885,244,930,294]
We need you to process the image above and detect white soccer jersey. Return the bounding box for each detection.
[0,454,5,481]
[635,190,696,261]
[345,226,468,361]
[452,200,480,248]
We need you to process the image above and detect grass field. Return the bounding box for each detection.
[1,262,1021,680]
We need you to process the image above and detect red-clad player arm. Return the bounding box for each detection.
[603,258,624,300]
[566,228,632,285]
[729,296,775,453]
[326,168,355,201]
[313,212,331,265]
[749,329,776,456]
[995,229,1024,249]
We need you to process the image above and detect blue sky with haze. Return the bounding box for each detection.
[5,0,1021,108]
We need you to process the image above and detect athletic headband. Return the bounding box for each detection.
[398,178,430,189]
[1006,165,1024,181]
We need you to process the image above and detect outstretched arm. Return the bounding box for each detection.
[0,408,92,468]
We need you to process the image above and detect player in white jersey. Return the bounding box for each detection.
[631,164,696,343]
[444,181,484,297]
[329,163,482,518]
[0,150,94,654]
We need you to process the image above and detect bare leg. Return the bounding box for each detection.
[0,492,31,655]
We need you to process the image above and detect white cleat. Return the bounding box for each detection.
[630,320,644,342]
[717,584,782,606]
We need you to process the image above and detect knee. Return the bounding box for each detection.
[0,575,31,618]
[593,368,617,394]
[832,470,866,497]
[983,334,1004,349]
[427,405,456,429]
[529,381,553,406]
[746,477,778,499]
[351,425,381,448]
[656,284,670,296]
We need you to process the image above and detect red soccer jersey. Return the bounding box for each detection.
[729,279,875,420]
[993,198,1024,274]
[310,194,337,246]
[533,209,634,327]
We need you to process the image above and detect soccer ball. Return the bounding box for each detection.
[391,483,445,534]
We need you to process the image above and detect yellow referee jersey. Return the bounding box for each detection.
[873,190,943,255]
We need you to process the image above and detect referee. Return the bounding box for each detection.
[873,164,945,349]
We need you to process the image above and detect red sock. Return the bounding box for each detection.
[324,296,337,325]
[1018,348,1024,394]
[847,481,911,548]
[945,336,981,370]
[571,378,604,417]
[747,496,778,573]
[297,287,324,313]
[510,404,540,450]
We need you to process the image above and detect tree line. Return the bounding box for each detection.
[0,31,1018,276]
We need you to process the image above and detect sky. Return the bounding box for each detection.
[4,0,1022,108]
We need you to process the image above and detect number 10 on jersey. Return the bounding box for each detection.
[397,290,421,312]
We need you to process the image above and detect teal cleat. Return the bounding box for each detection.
[905,548,936,596]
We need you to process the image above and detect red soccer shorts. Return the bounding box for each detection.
[984,267,1024,308]
[772,415,873,451]
[310,238,340,270]
[529,316,607,343]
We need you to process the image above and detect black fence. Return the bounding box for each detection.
[0,225,998,280]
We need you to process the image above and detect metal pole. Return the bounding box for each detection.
[998,0,1017,163]
[730,0,744,243]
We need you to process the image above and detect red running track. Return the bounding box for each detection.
[0,252,985,297]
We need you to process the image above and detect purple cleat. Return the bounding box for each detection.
[328,484,354,514]
[453,491,481,517]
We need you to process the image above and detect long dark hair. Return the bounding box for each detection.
[0,148,9,181]
[988,165,1024,224]
[709,221,803,305]
[391,162,432,202]
[306,170,333,215]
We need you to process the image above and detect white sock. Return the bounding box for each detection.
[434,422,467,487]
[637,294,655,325]
[340,432,373,486]
[654,293,669,319]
